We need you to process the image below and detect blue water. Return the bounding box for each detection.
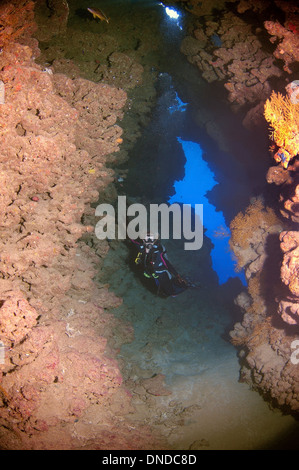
[158,6,245,285]
[168,137,246,285]
[211,33,222,47]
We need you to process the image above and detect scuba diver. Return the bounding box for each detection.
[131,233,199,297]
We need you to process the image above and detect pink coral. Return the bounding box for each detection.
[0,1,164,450]
[0,292,38,346]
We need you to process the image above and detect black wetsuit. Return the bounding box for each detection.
[132,239,189,297]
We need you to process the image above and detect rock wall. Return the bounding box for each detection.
[229,193,299,413]
[173,0,299,414]
[0,0,165,449]
[227,1,299,414]
[175,0,299,128]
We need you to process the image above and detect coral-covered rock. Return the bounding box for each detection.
[277,299,299,325]
[34,0,69,42]
[266,166,292,185]
[0,1,164,450]
[229,197,283,278]
[0,0,36,48]
[0,292,38,346]
[229,198,299,413]
[280,182,299,224]
[264,19,299,74]
[276,230,299,325]
[140,374,172,397]
[180,10,282,109]
[280,230,299,296]
[94,51,144,90]
[230,306,299,412]
[180,0,299,417]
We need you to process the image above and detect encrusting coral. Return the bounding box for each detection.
[229,88,299,413]
[0,0,166,450]
[229,197,281,274]
[175,0,299,419]
[0,0,36,48]
[229,197,299,412]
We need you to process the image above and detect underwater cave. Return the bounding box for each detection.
[0,0,299,451]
